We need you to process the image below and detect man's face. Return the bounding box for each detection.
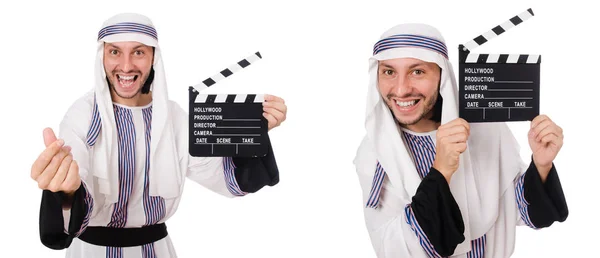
[103,41,154,100]
[377,57,441,126]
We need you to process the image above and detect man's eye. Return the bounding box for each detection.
[412,69,424,75]
[383,70,394,76]
[110,50,118,55]
[134,50,144,56]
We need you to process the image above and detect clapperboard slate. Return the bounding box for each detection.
[188,52,268,157]
[459,8,540,122]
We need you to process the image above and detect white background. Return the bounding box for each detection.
[0,0,597,257]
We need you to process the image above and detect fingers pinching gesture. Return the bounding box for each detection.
[30,128,81,196]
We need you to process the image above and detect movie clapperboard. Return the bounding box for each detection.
[459,8,540,122]
[188,52,269,157]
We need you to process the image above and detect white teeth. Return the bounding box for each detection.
[117,75,136,88]
[118,75,135,80]
[120,80,134,87]
[396,100,417,107]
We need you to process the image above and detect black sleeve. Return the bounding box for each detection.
[523,160,569,228]
[411,167,465,257]
[232,134,279,193]
[39,184,88,250]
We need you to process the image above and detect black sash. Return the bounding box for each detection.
[78,223,168,247]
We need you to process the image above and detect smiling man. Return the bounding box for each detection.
[104,41,154,105]
[378,57,442,128]
[30,13,286,257]
[354,23,568,257]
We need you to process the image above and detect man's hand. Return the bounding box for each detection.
[432,118,470,183]
[529,115,563,182]
[263,94,287,131]
[31,128,81,198]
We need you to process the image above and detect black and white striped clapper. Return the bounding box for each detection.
[459,8,540,123]
[195,52,262,88]
[188,52,268,157]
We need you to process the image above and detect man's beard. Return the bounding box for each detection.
[388,89,439,126]
[106,71,150,99]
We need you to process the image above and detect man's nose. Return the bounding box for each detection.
[390,76,411,96]
[121,55,133,72]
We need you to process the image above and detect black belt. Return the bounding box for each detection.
[78,223,168,247]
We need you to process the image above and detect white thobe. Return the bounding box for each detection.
[58,92,244,258]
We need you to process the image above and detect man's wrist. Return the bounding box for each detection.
[61,190,76,210]
[534,163,552,183]
[532,156,552,183]
[432,164,452,184]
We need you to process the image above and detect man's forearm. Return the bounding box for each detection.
[409,167,465,256]
[523,161,568,228]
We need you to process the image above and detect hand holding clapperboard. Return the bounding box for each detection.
[457,8,563,179]
[189,52,282,157]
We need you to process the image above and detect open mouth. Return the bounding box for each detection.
[395,99,420,108]
[117,74,138,88]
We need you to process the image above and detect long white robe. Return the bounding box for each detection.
[356,124,532,258]
[354,23,530,257]
[60,92,243,258]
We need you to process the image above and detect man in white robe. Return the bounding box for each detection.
[30,13,287,258]
[354,23,568,257]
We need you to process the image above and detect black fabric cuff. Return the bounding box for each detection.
[39,184,88,250]
[411,167,465,256]
[523,160,568,228]
[232,134,279,193]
